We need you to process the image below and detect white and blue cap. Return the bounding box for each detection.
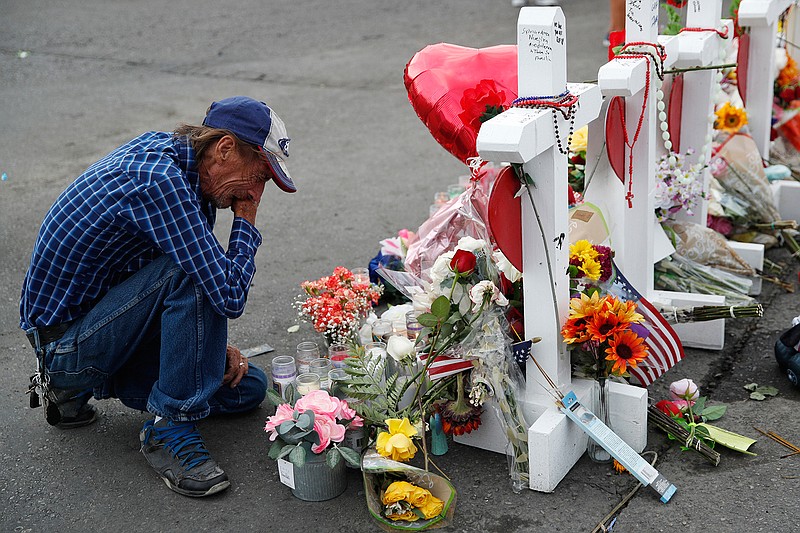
[203,96,296,193]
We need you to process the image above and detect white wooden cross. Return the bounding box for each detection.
[586,0,733,350]
[461,7,646,493]
[671,1,764,296]
[739,0,800,224]
[738,0,796,158]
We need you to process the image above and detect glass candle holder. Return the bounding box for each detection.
[271,355,297,401]
[371,319,392,343]
[296,373,321,396]
[364,341,387,383]
[310,358,333,390]
[328,344,350,369]
[328,368,350,400]
[351,267,370,284]
[296,341,321,375]
[406,311,423,341]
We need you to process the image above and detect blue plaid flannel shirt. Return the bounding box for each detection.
[20,131,262,329]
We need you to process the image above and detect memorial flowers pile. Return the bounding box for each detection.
[264,389,364,468]
[296,266,383,345]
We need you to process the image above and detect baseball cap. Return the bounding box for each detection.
[203,96,296,193]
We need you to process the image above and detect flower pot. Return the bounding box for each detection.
[287,452,348,502]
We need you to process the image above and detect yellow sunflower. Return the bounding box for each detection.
[567,291,602,320]
[569,239,599,262]
[714,102,748,134]
[578,257,602,281]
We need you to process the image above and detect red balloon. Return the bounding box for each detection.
[487,166,523,272]
[737,33,749,106]
[404,43,519,165]
[668,74,683,153]
[606,96,626,183]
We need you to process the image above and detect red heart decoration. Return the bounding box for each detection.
[737,33,749,106]
[487,166,523,272]
[668,74,683,153]
[404,43,519,165]
[605,96,626,183]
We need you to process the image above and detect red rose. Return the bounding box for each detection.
[666,0,687,7]
[458,80,507,136]
[780,87,796,102]
[450,249,477,275]
[655,400,683,418]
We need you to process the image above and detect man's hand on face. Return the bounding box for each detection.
[223,344,249,388]
[232,198,260,225]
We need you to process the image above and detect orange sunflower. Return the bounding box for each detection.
[586,310,629,343]
[561,316,591,344]
[714,102,748,134]
[605,330,649,374]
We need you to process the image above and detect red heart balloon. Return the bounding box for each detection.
[606,96,626,183]
[668,73,683,153]
[737,33,749,106]
[404,43,519,165]
[487,166,523,272]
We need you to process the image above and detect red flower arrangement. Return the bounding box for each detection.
[297,267,383,345]
[457,79,507,138]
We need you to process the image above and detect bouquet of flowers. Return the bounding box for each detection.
[362,450,456,531]
[650,378,756,463]
[563,240,650,380]
[653,149,706,222]
[264,389,364,469]
[345,236,529,491]
[296,266,383,346]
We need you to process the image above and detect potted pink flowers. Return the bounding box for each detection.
[265,389,364,501]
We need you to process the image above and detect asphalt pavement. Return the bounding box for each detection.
[1,1,798,532]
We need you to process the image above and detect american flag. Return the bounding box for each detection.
[419,352,474,380]
[607,260,685,386]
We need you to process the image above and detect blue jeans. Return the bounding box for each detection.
[28,255,266,422]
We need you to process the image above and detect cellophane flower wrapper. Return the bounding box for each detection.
[710,134,782,231]
[461,307,530,493]
[654,253,754,306]
[404,183,492,279]
[361,450,456,531]
[662,220,755,277]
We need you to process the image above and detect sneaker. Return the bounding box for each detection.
[602,33,611,47]
[140,419,230,497]
[44,387,98,429]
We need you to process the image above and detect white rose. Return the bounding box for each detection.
[428,251,455,288]
[492,250,522,283]
[469,280,509,312]
[408,286,435,313]
[386,335,415,362]
[456,236,487,253]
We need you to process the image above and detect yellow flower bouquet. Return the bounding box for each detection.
[362,450,456,531]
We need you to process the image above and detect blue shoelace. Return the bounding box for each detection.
[148,422,211,470]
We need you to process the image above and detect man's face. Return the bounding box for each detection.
[198,136,270,209]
